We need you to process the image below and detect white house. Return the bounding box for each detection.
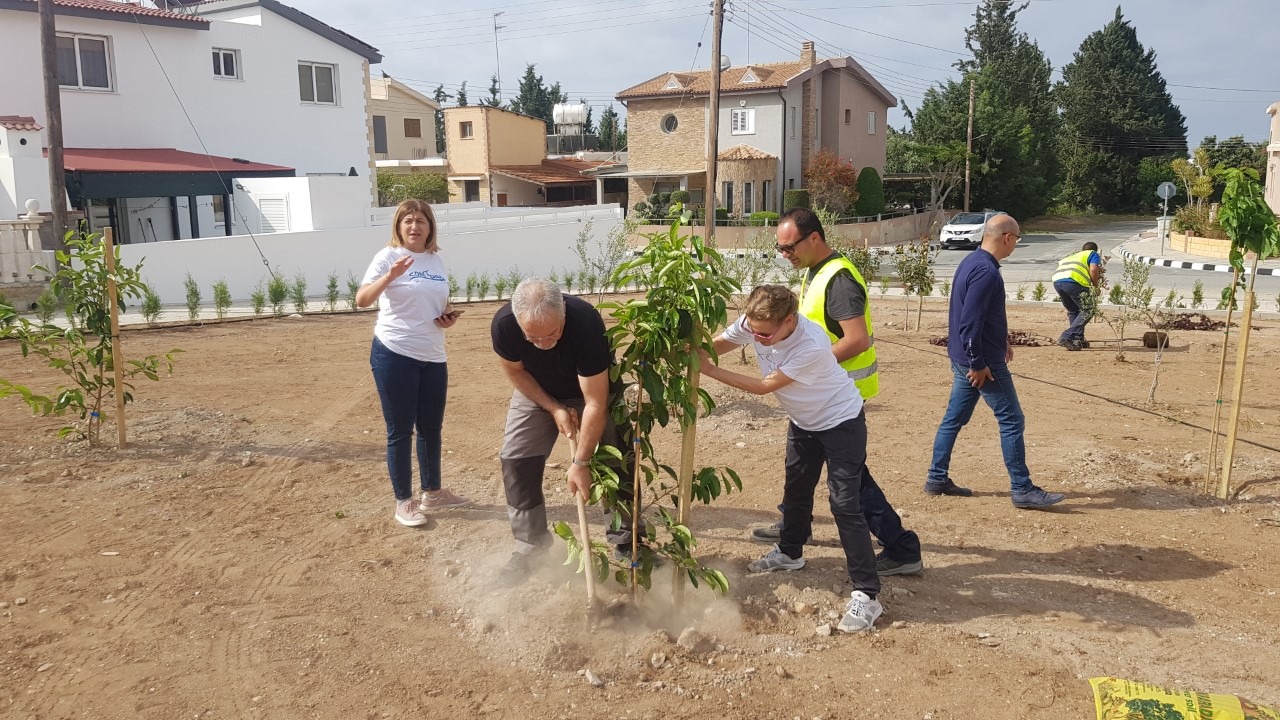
[0,0,381,243]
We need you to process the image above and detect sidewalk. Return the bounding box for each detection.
[1114,228,1280,276]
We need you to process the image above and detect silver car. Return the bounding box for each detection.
[939,210,1004,250]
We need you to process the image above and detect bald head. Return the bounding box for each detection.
[980,214,1021,260]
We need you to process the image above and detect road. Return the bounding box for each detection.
[930,220,1280,305]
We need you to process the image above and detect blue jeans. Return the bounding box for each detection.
[1054,280,1091,343]
[927,361,1033,494]
[370,337,448,501]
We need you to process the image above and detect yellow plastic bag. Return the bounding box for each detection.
[1091,676,1280,720]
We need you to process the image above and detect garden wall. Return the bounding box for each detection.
[1169,231,1232,259]
[118,205,624,303]
[634,209,945,249]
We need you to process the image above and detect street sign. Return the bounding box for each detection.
[1156,182,1177,200]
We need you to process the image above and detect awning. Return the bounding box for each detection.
[489,159,606,186]
[50,147,295,204]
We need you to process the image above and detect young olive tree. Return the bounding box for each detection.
[0,231,180,445]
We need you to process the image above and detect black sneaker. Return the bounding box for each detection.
[875,552,924,577]
[495,551,535,588]
[749,521,812,545]
[923,480,973,497]
[1011,487,1066,509]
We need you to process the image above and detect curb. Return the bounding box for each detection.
[1114,242,1278,276]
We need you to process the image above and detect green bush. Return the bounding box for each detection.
[326,271,340,312]
[1191,279,1204,309]
[345,272,359,310]
[36,287,58,323]
[375,171,450,206]
[183,273,201,320]
[853,167,885,217]
[251,284,266,315]
[267,272,289,317]
[657,192,672,208]
[782,189,810,211]
[1171,205,1229,239]
[647,193,661,207]
[670,190,690,204]
[1032,281,1047,302]
[715,207,729,221]
[212,280,232,319]
[290,273,308,314]
[748,211,780,227]
[141,284,163,324]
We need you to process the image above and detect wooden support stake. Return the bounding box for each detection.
[103,228,127,449]
[672,355,701,606]
[1203,267,1239,494]
[1218,257,1260,499]
[568,438,596,608]
[628,385,646,600]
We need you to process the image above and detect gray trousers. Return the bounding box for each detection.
[499,391,637,554]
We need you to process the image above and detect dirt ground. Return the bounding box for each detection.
[3,297,1279,720]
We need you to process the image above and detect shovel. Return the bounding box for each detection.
[568,438,597,608]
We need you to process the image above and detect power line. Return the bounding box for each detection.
[370,11,707,51]
[358,0,690,42]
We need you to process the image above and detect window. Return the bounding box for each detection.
[789,107,797,139]
[372,115,388,154]
[459,121,474,139]
[404,118,422,138]
[722,181,734,214]
[463,180,480,202]
[663,76,682,90]
[56,33,111,91]
[743,181,754,215]
[661,114,679,134]
[212,48,239,79]
[867,111,877,135]
[789,178,795,189]
[844,109,851,125]
[762,179,773,211]
[730,108,755,135]
[298,61,336,104]
[741,68,759,84]
[212,195,233,227]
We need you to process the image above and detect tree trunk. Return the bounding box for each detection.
[915,293,924,332]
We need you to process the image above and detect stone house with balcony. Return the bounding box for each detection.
[615,40,896,217]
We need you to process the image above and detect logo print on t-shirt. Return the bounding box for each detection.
[407,270,446,282]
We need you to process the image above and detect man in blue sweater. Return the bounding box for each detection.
[924,214,1065,509]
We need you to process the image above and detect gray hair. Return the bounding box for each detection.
[511,277,565,324]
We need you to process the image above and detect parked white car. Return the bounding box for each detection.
[939,210,1005,250]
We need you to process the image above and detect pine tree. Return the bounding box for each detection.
[582,99,595,135]
[484,75,503,107]
[598,103,620,151]
[914,0,1058,218]
[510,64,556,131]
[432,84,452,154]
[456,81,468,107]
[1057,7,1187,212]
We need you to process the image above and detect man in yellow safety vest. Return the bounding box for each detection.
[1051,241,1103,351]
[747,207,922,577]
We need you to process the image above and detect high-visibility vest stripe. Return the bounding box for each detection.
[1053,250,1094,286]
[799,255,879,400]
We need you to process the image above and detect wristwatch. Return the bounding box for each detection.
[570,458,591,467]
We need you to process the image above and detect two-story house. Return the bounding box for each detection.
[370,73,443,174]
[0,0,380,243]
[616,40,896,216]
[442,105,603,206]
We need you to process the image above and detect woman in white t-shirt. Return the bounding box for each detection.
[356,200,471,527]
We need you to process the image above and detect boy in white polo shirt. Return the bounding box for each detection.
[699,284,882,633]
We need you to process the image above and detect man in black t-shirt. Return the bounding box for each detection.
[490,278,633,585]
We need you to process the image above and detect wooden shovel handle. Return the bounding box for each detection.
[569,439,596,604]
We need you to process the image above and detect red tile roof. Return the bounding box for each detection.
[618,61,811,100]
[489,159,606,185]
[718,145,776,161]
[10,0,210,24]
[0,115,43,131]
[54,148,292,173]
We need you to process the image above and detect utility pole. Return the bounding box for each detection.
[963,77,975,213]
[703,0,724,247]
[39,0,69,243]
[492,12,505,99]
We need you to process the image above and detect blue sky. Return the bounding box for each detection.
[299,0,1276,146]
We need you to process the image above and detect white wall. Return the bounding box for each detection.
[0,7,372,183]
[0,127,52,220]
[232,176,369,235]
[490,175,544,207]
[118,205,624,303]
[780,85,804,193]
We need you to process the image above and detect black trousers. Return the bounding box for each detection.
[780,413,881,598]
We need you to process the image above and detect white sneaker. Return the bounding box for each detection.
[395,499,428,527]
[837,590,883,633]
[747,544,805,573]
